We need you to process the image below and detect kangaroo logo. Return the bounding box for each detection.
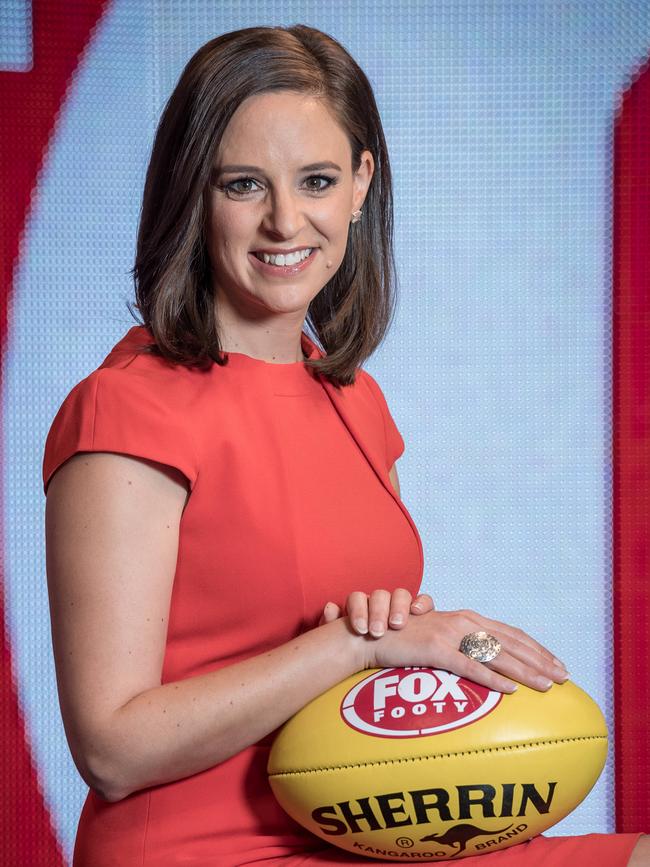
[420,823,513,857]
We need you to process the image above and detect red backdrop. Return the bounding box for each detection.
[0,2,110,862]
[613,54,650,834]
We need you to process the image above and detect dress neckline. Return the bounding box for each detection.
[119,326,323,371]
[218,330,321,368]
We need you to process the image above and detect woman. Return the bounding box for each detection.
[43,24,646,866]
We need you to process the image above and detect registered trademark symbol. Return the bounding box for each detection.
[396,837,414,848]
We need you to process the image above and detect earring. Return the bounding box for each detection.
[351,209,363,224]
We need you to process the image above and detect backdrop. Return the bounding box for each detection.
[1,1,649,864]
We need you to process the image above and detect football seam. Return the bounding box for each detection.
[269,735,608,777]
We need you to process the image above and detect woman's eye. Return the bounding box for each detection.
[223,178,261,196]
[304,174,336,192]
[220,174,337,197]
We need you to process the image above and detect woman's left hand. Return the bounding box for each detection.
[318,589,434,637]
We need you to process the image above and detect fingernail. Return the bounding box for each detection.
[412,602,423,611]
[369,621,385,637]
[353,619,368,634]
[506,683,518,693]
[390,613,404,625]
[557,671,570,682]
[552,657,567,670]
[537,678,554,690]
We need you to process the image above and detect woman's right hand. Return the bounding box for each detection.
[319,589,434,635]
[362,607,570,695]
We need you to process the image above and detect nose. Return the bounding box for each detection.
[262,185,304,239]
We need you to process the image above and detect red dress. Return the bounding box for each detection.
[42,326,641,866]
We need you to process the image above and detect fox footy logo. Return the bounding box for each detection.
[341,668,501,737]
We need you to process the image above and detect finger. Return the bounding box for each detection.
[483,648,560,692]
[388,588,413,629]
[411,593,435,614]
[451,610,568,685]
[433,645,518,694]
[476,614,567,671]
[345,591,370,634]
[486,630,569,684]
[368,589,391,637]
[318,602,341,626]
[455,608,562,668]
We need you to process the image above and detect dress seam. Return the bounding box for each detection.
[362,371,390,472]
[357,371,425,588]
[90,371,99,449]
[141,789,152,866]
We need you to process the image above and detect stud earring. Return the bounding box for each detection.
[351,209,363,224]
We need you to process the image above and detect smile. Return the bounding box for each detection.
[254,248,313,266]
[249,247,318,276]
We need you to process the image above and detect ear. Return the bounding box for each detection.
[352,149,375,212]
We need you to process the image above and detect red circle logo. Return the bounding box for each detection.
[341,668,502,738]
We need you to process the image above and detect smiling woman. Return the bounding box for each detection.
[203,89,374,359]
[128,25,396,384]
[42,23,645,867]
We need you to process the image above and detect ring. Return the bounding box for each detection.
[459,631,502,663]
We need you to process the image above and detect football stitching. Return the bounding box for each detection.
[269,735,608,777]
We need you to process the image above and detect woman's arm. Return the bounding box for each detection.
[45,452,367,804]
[388,461,400,498]
[45,452,567,805]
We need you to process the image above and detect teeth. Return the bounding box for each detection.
[257,248,312,266]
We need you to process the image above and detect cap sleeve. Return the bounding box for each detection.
[361,370,405,470]
[42,367,198,496]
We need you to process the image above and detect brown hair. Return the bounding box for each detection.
[127,24,396,387]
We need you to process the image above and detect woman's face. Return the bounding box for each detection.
[206,90,374,328]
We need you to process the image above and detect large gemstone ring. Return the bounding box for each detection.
[459,631,502,663]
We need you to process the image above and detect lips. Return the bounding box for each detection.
[252,246,314,255]
[253,248,313,267]
[248,247,318,276]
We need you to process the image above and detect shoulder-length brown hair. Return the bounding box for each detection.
[128,24,396,387]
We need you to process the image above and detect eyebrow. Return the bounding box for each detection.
[215,161,343,174]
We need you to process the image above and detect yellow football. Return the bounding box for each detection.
[268,667,608,861]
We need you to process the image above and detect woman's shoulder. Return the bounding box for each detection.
[98,325,193,379]
[42,327,202,497]
[46,327,194,422]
